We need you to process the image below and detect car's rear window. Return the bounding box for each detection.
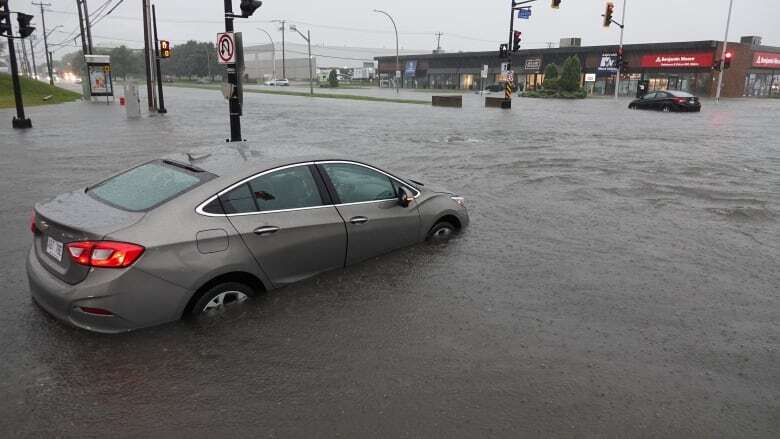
[88,161,215,211]
[668,90,694,97]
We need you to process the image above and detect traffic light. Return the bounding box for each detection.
[724,51,733,69]
[603,2,614,27]
[239,0,262,18]
[0,9,11,37]
[513,31,522,52]
[160,40,172,58]
[499,43,509,59]
[17,12,34,38]
[551,0,562,8]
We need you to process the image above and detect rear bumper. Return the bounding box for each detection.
[26,246,191,334]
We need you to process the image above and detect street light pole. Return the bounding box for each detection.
[289,24,313,96]
[374,9,399,94]
[614,0,627,100]
[257,27,276,81]
[715,0,734,103]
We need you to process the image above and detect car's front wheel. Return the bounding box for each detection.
[662,105,672,112]
[190,282,253,317]
[427,221,457,242]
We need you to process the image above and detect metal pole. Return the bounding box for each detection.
[3,2,32,128]
[307,30,313,95]
[29,37,38,79]
[614,0,627,100]
[716,0,734,103]
[20,39,30,77]
[257,28,276,80]
[152,4,166,113]
[206,47,211,80]
[141,0,154,110]
[224,0,241,142]
[35,2,54,85]
[374,10,399,94]
[82,0,93,53]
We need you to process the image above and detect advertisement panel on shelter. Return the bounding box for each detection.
[88,63,113,97]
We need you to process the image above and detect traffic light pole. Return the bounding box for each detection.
[151,4,166,114]
[2,2,32,128]
[505,0,535,107]
[614,0,627,100]
[224,0,241,142]
[715,0,734,103]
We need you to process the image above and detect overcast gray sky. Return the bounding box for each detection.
[22,0,779,59]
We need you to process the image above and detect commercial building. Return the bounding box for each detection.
[375,36,780,98]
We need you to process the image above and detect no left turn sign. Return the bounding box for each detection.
[217,32,235,64]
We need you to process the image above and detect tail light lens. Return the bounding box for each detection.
[66,241,145,268]
[30,211,38,234]
[674,98,687,104]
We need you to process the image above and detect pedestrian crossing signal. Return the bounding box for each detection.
[160,40,172,58]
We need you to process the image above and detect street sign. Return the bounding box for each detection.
[501,62,509,74]
[481,65,489,79]
[518,7,532,19]
[216,32,235,64]
[506,70,515,83]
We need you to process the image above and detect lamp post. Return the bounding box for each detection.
[373,9,399,94]
[614,0,627,100]
[289,24,313,96]
[271,19,286,79]
[257,27,276,81]
[715,0,734,103]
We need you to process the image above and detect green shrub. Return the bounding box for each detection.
[559,56,582,92]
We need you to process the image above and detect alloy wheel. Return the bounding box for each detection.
[202,291,248,313]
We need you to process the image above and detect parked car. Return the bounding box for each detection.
[264,78,290,86]
[629,90,701,112]
[485,84,504,93]
[27,149,469,333]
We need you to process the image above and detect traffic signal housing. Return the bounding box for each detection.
[603,2,614,27]
[239,0,262,18]
[551,0,562,8]
[17,12,35,38]
[513,31,522,52]
[0,9,11,37]
[499,43,509,59]
[160,40,172,58]
[724,51,733,69]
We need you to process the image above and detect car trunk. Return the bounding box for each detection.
[33,189,146,285]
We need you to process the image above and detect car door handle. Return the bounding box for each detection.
[253,226,280,236]
[349,216,369,225]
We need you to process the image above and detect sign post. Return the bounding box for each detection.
[218,22,240,141]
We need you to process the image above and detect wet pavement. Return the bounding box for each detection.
[1,87,779,437]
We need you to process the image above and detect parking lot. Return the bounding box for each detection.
[1,87,778,437]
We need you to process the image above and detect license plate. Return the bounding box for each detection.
[46,236,63,262]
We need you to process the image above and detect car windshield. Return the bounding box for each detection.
[668,90,695,97]
[88,160,216,211]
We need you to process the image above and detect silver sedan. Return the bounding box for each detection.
[27,147,469,333]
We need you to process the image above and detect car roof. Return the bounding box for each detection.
[161,145,357,178]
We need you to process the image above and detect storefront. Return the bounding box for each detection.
[744,51,780,97]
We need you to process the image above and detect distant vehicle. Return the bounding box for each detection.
[629,90,701,112]
[264,79,290,86]
[27,149,469,333]
[485,84,503,93]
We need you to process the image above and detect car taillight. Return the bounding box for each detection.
[30,211,38,234]
[674,98,687,104]
[66,241,145,268]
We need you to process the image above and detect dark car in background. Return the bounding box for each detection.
[629,90,702,112]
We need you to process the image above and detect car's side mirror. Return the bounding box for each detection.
[397,187,413,208]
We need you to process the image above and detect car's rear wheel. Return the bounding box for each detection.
[427,221,457,242]
[190,282,253,317]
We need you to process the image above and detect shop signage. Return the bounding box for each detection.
[523,57,542,72]
[752,52,780,68]
[640,52,713,68]
[405,60,418,76]
[584,73,596,82]
[597,53,618,76]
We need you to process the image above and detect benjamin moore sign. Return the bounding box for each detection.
[752,52,780,68]
[640,52,713,68]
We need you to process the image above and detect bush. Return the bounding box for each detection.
[542,64,559,91]
[559,56,582,92]
[328,69,339,88]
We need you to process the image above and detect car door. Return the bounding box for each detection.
[317,161,421,265]
[638,92,655,109]
[217,164,347,286]
[653,92,669,110]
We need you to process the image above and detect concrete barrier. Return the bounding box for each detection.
[485,97,512,109]
[432,95,463,108]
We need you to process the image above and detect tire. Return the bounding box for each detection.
[189,282,253,317]
[427,221,457,242]
[662,105,672,112]
[628,104,635,110]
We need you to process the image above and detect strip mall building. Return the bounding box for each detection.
[375,36,780,98]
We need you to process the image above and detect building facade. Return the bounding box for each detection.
[376,37,780,98]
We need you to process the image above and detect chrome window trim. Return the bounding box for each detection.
[195,160,421,218]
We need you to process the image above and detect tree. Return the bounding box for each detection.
[59,50,85,74]
[559,56,583,92]
[165,40,219,79]
[328,69,339,88]
[109,45,144,80]
[542,63,559,90]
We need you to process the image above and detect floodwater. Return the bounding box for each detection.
[1,87,779,437]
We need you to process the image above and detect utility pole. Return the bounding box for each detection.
[33,2,54,85]
[373,9,399,94]
[151,4,166,113]
[141,0,155,111]
[2,0,33,128]
[613,0,627,100]
[434,32,443,53]
[29,36,37,78]
[290,24,312,95]
[257,27,275,80]
[20,38,30,77]
[715,0,734,103]
[75,0,88,55]
[81,0,92,53]
[272,19,286,79]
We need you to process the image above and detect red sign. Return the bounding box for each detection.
[752,52,780,68]
[640,52,714,68]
